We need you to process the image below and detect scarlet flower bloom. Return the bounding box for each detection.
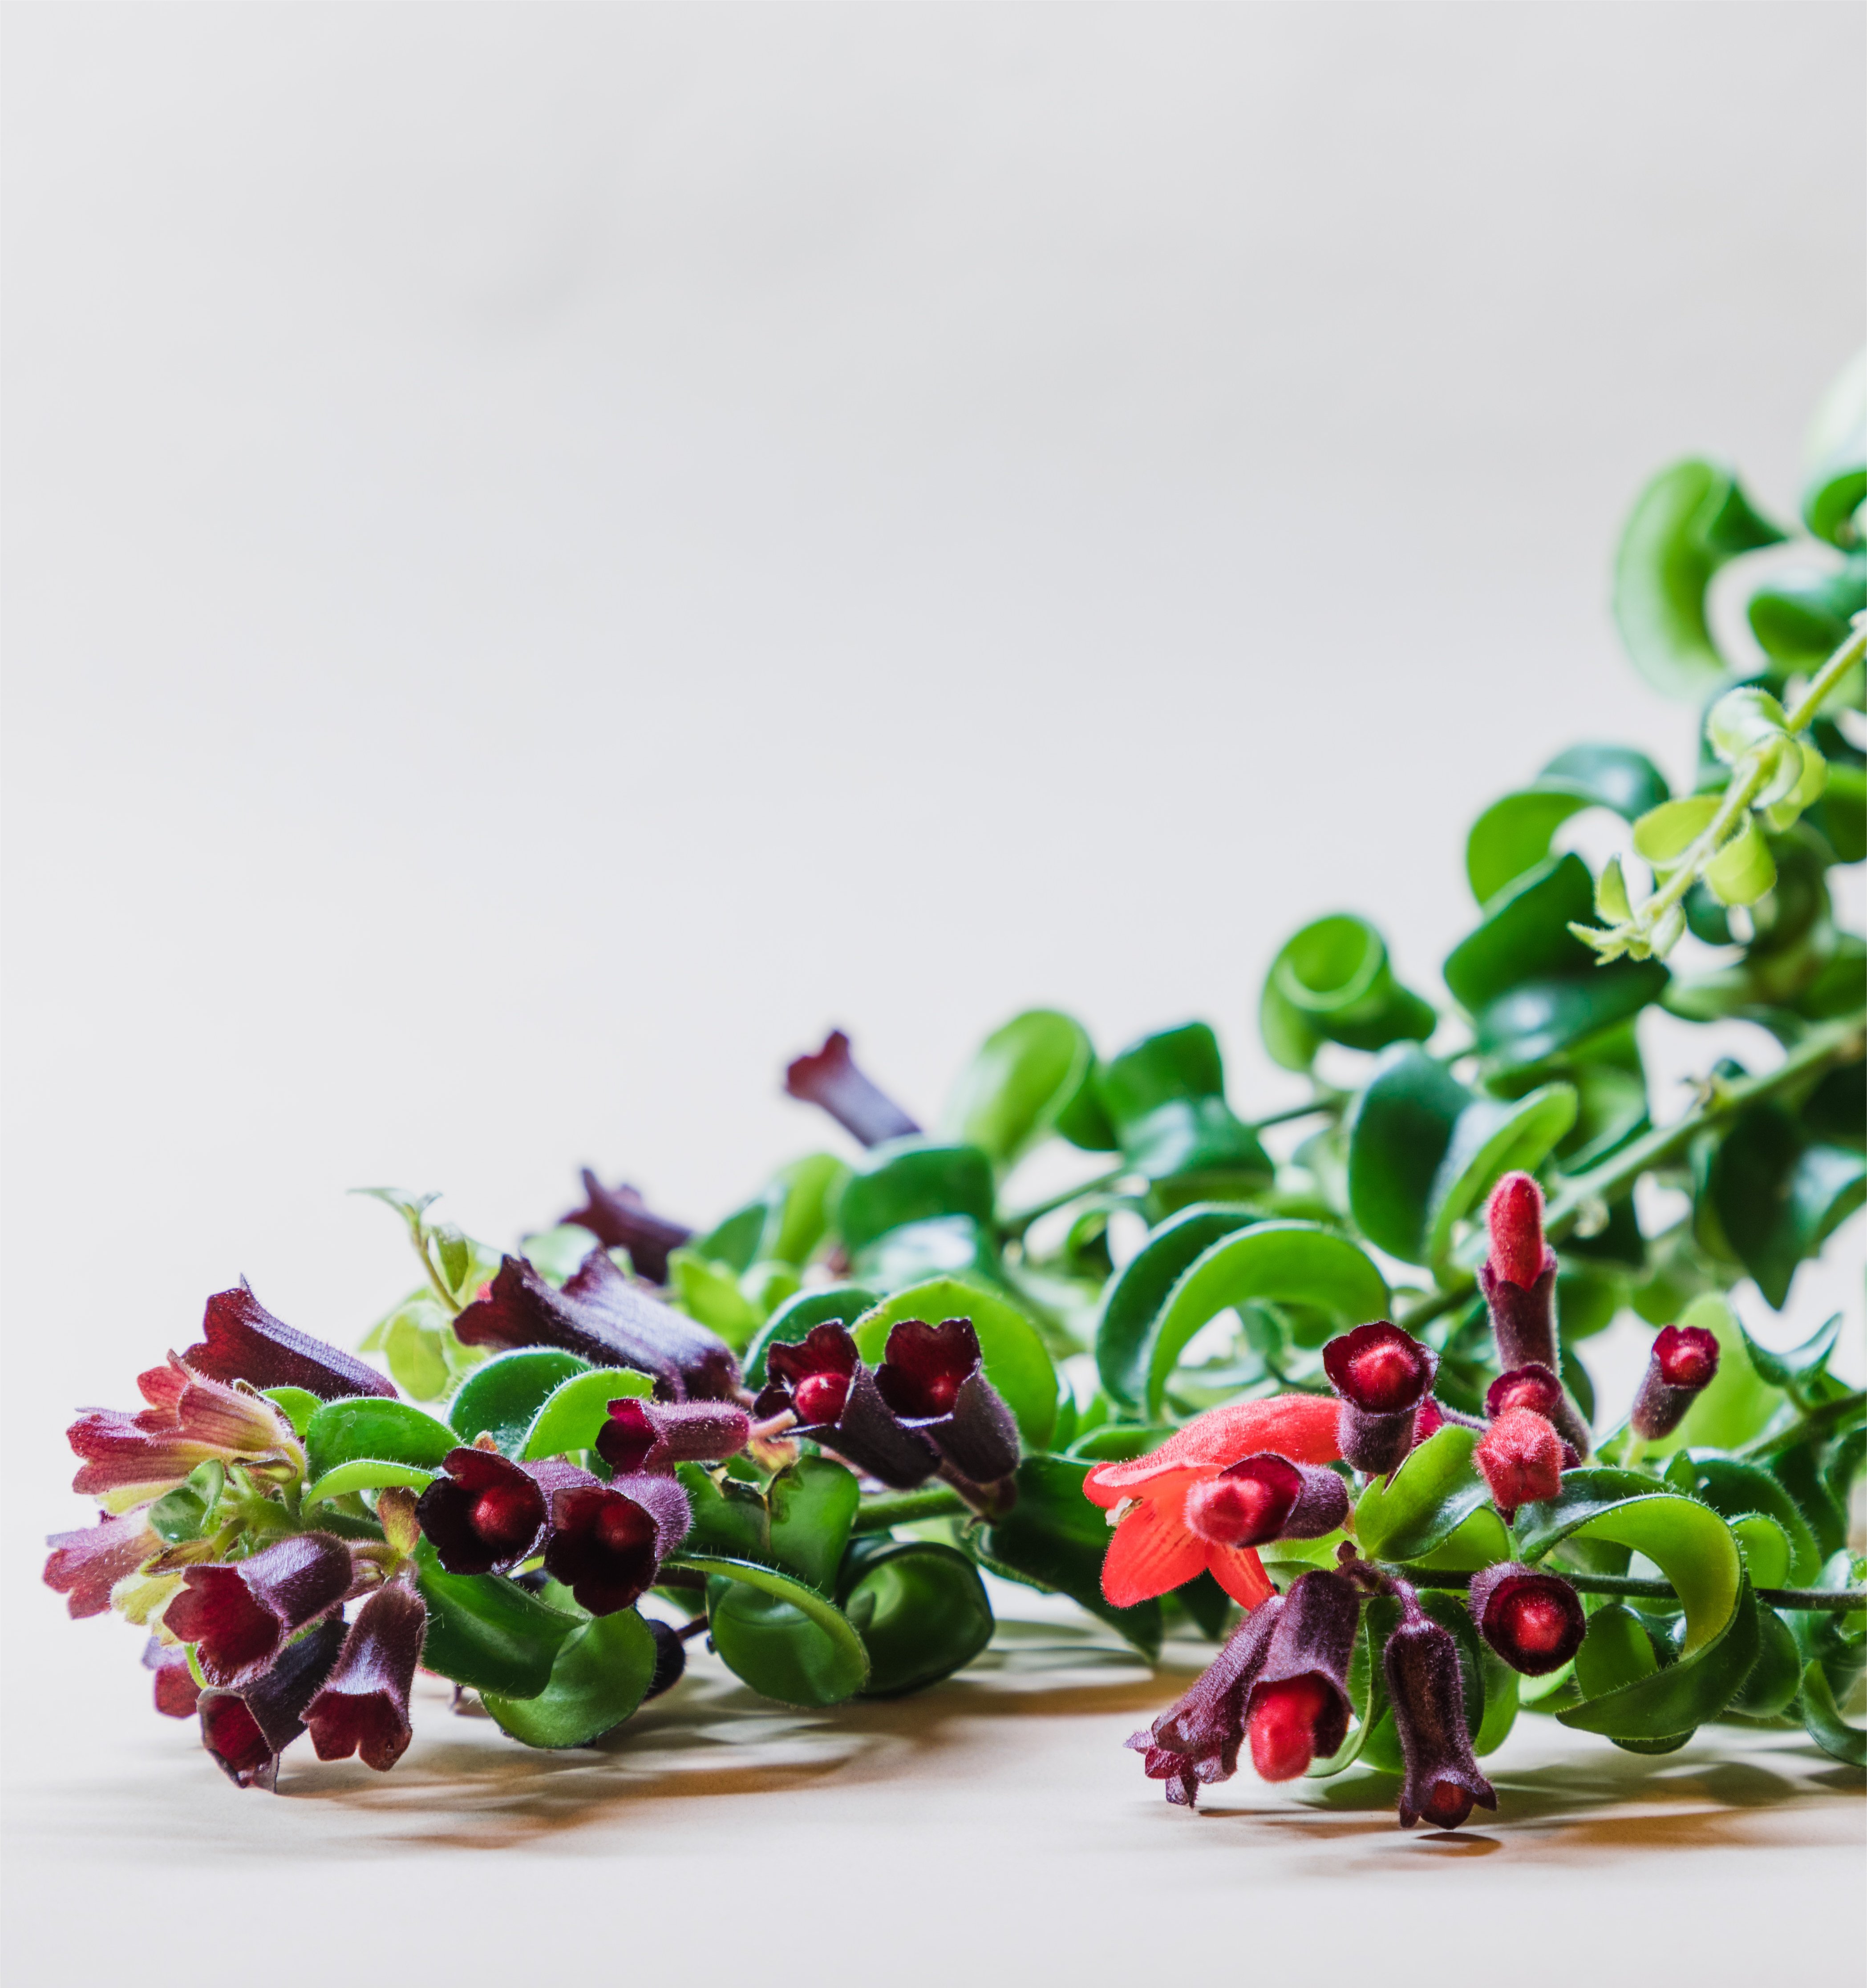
[1474,1406,1565,1524]
[1467,1563,1586,1676]
[754,1324,939,1489]
[596,1398,753,1476]
[1323,1322,1438,1475]
[197,1616,345,1789]
[1631,1325,1721,1440]
[44,1511,162,1618]
[874,1318,1021,1486]
[164,1532,356,1687]
[784,1029,921,1148]
[304,1584,428,1772]
[543,1474,691,1616]
[65,1356,299,1510]
[1083,1394,1342,1610]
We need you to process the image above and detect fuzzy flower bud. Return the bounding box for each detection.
[1382,1588,1496,1830]
[784,1030,921,1148]
[1474,1406,1566,1523]
[1486,1172,1555,1290]
[1630,1325,1721,1440]
[596,1398,752,1476]
[1183,1454,1349,1549]
[1323,1322,1438,1474]
[1466,1563,1587,1676]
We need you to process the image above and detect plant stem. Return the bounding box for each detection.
[1784,622,1867,731]
[851,1486,970,1533]
[999,1169,1128,1238]
[1250,1091,1346,1131]
[1739,1391,1867,1461]
[1381,1562,1865,1613]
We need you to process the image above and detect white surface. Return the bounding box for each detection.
[4,7,1864,1980]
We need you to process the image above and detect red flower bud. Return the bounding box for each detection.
[1248,1677,1334,1781]
[1466,1563,1587,1676]
[1323,1322,1437,1474]
[558,1172,694,1285]
[1127,1593,1284,1806]
[415,1448,550,1576]
[1630,1325,1721,1440]
[143,1637,202,1718]
[875,1318,1021,1486]
[1243,1568,1359,1779]
[165,1533,356,1687]
[1474,1406,1565,1523]
[784,1030,921,1148]
[1382,1588,1495,1830]
[1485,1362,1564,1421]
[755,1325,939,1489]
[197,1616,345,1788]
[304,1584,427,1772]
[1485,1172,1554,1290]
[596,1398,752,1476]
[543,1473,691,1616]
[1183,1454,1348,1549]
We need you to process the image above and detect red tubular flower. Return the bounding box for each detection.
[559,1170,695,1285]
[1630,1325,1721,1440]
[754,1324,940,1489]
[197,1616,345,1788]
[414,1447,551,1575]
[1183,1454,1348,1550]
[164,1532,356,1687]
[596,1398,753,1476]
[179,1281,394,1401]
[543,1473,691,1616]
[874,1318,1021,1486]
[454,1249,742,1404]
[44,1511,161,1618]
[1382,1586,1496,1830]
[783,1029,921,1148]
[1323,1321,1438,1475]
[304,1584,428,1772]
[143,1636,202,1718]
[1466,1563,1587,1676]
[1474,1406,1566,1523]
[67,1358,298,1506]
[1083,1395,1342,1610]
[1127,1594,1284,1805]
[1244,1568,1360,1779]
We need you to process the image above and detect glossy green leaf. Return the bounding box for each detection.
[304,1397,458,1479]
[448,1349,589,1453]
[838,1539,995,1697]
[1704,819,1777,907]
[518,1366,654,1460]
[1798,1658,1867,1765]
[260,1387,320,1439]
[1559,1584,1760,1743]
[944,1010,1094,1167]
[1708,1105,1866,1311]
[1727,1514,1792,1590]
[744,1284,879,1388]
[1645,1296,1781,1455]
[382,1307,452,1400]
[415,1548,580,1697]
[1094,1204,1258,1410]
[669,1553,870,1706]
[1095,1024,1269,1181]
[978,1455,1162,1654]
[1573,1602,1661,1701]
[1354,1426,1490,1561]
[1258,916,1437,1071]
[666,1248,762,1348]
[763,1153,849,1267]
[695,1202,766,1275]
[1633,796,1721,865]
[1346,1047,1467,1260]
[675,1462,770,1562]
[1408,1504,1514,1573]
[1105,1219,1388,1420]
[765,1456,862,1592]
[1737,1310,1843,1394]
[853,1277,1056,1447]
[483,1606,659,1748]
[303,1459,437,1505]
[1750,562,1866,670]
[148,1485,208,1544]
[1686,1457,1821,1584]
[838,1143,996,1256]
[1612,458,1785,702]
[1466,746,1669,907]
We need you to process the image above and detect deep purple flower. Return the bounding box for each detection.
[784,1030,921,1147]
[754,1324,938,1489]
[143,1637,202,1718]
[44,1511,161,1618]
[543,1473,691,1616]
[1382,1586,1497,1830]
[1182,1454,1349,1550]
[198,1616,344,1788]
[414,1447,551,1576]
[595,1398,752,1475]
[1474,1406,1566,1523]
[559,1172,694,1285]
[1323,1321,1438,1474]
[1630,1325,1721,1440]
[178,1281,395,1401]
[304,1584,428,1772]
[874,1318,1020,1485]
[453,1249,742,1404]
[1466,1563,1587,1676]
[1244,1569,1360,1779]
[1128,1593,1284,1805]
[164,1532,356,1687]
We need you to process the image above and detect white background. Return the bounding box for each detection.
[4,6,1863,1978]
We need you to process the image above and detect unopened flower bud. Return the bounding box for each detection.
[875,1318,1021,1485]
[1323,1322,1437,1474]
[784,1030,921,1148]
[1486,1173,1554,1291]
[1466,1563,1586,1676]
[1183,1454,1348,1549]
[1382,1588,1496,1830]
[1243,1568,1359,1780]
[1485,1362,1564,1421]
[596,1398,752,1476]
[304,1584,428,1772]
[755,1325,939,1489]
[1630,1325,1720,1440]
[1474,1406,1566,1523]
[644,1619,690,1701]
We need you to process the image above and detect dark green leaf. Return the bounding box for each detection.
[1094,1204,1257,1410]
[838,1143,996,1255]
[1465,746,1669,907]
[1258,916,1436,1071]
[744,1284,879,1388]
[483,1607,659,1747]
[1709,1103,1866,1310]
[415,1549,580,1697]
[675,1462,770,1562]
[838,1539,995,1696]
[1798,1659,1867,1765]
[1559,1584,1760,1742]
[1727,1606,1802,1718]
[1748,558,1867,670]
[1686,1456,1822,1584]
[765,1456,862,1592]
[448,1349,590,1453]
[944,1010,1094,1167]
[1095,1024,1270,1181]
[304,1397,459,1479]
[670,1553,870,1706]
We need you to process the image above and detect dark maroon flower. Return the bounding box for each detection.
[1243,1568,1360,1780]
[44,1511,161,1618]
[164,1532,356,1687]
[543,1474,691,1616]
[1127,1594,1284,1806]
[1467,1563,1587,1676]
[143,1636,202,1718]
[179,1281,394,1402]
[1382,1585,1496,1830]
[1474,1406,1566,1523]
[874,1318,1020,1486]
[304,1584,427,1772]
[1323,1321,1438,1474]
[1631,1325,1721,1440]
[595,1398,752,1476]
[1183,1454,1349,1550]
[414,1448,551,1575]
[453,1249,742,1404]
[198,1616,344,1788]
[559,1171,694,1285]
[754,1324,938,1489]
[784,1030,921,1148]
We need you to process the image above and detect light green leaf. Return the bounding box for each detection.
[519,1367,654,1460]
[853,1277,1056,1448]
[1633,796,1721,866]
[484,1607,659,1748]
[304,1459,437,1505]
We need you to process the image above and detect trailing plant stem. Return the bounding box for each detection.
[1382,1561,1865,1614]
